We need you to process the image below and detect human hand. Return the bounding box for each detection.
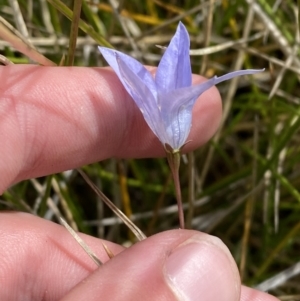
[0,65,279,300]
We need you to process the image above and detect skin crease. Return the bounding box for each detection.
[0,65,279,301]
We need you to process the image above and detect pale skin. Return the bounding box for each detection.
[0,65,279,301]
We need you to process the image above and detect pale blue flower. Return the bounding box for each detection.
[99,22,263,152]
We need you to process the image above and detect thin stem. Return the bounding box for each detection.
[172,158,185,229]
[186,151,195,229]
[166,145,185,229]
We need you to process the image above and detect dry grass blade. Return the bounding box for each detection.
[156,32,263,56]
[0,17,56,66]
[190,32,263,55]
[85,195,210,228]
[102,242,115,259]
[135,1,210,40]
[199,0,215,74]
[0,54,13,65]
[268,6,300,100]
[30,178,65,221]
[274,148,287,232]
[39,0,56,36]
[77,168,147,241]
[59,216,102,266]
[108,0,141,59]
[51,177,78,231]
[246,0,300,68]
[255,261,300,292]
[8,0,29,37]
[245,47,300,76]
[269,50,298,99]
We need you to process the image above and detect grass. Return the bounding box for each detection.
[1,0,300,298]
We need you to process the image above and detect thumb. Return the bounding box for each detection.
[61,230,240,301]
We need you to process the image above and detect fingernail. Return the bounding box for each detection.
[164,235,240,301]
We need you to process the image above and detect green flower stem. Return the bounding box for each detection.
[67,0,82,66]
[166,145,185,229]
[47,0,113,48]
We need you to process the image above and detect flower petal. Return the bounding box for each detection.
[162,69,264,117]
[159,69,264,149]
[158,92,192,149]
[98,46,157,97]
[155,22,192,94]
[115,54,170,144]
[212,69,265,84]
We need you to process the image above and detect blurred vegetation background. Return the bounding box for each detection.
[1,0,300,299]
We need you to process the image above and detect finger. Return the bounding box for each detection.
[0,212,278,301]
[240,286,279,301]
[61,229,240,301]
[0,65,222,191]
[0,212,124,300]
